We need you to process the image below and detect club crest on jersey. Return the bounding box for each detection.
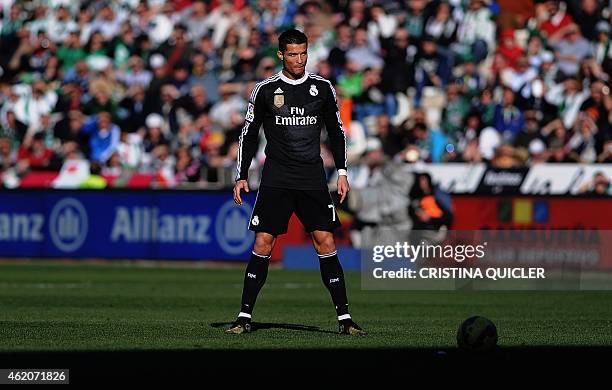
[252,215,259,226]
[309,84,318,96]
[274,94,284,108]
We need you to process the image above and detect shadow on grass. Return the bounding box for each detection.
[210,321,338,334]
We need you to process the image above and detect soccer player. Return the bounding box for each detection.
[226,29,366,336]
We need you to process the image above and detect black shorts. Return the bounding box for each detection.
[249,186,341,235]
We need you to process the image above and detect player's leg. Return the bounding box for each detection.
[226,187,293,334]
[227,233,277,334]
[295,189,366,335]
[239,233,276,317]
[311,230,366,336]
[311,230,348,316]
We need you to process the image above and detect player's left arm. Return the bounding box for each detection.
[322,81,349,203]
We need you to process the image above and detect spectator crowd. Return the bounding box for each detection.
[0,0,610,190]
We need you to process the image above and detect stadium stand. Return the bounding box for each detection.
[0,0,609,194]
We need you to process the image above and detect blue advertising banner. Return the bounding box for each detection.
[0,191,256,261]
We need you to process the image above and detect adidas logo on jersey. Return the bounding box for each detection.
[274,88,283,94]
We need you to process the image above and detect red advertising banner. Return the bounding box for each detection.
[452,196,612,230]
[451,197,612,269]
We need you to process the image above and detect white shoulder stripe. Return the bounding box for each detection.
[249,74,280,103]
[237,74,280,180]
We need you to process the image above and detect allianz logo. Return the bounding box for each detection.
[215,200,254,255]
[0,198,254,254]
[111,207,211,243]
[50,198,88,252]
[0,198,88,253]
[0,213,44,241]
[222,208,250,242]
[56,208,81,238]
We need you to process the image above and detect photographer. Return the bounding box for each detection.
[408,172,453,230]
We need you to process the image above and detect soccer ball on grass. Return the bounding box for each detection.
[457,316,498,352]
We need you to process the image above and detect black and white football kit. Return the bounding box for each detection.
[236,71,347,235]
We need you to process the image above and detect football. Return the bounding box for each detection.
[457,316,498,352]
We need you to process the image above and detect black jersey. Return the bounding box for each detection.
[236,71,347,190]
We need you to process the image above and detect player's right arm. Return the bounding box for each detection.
[234,83,266,205]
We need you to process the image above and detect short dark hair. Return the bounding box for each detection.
[278,29,308,52]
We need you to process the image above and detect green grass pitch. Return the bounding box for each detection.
[1,261,612,353]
